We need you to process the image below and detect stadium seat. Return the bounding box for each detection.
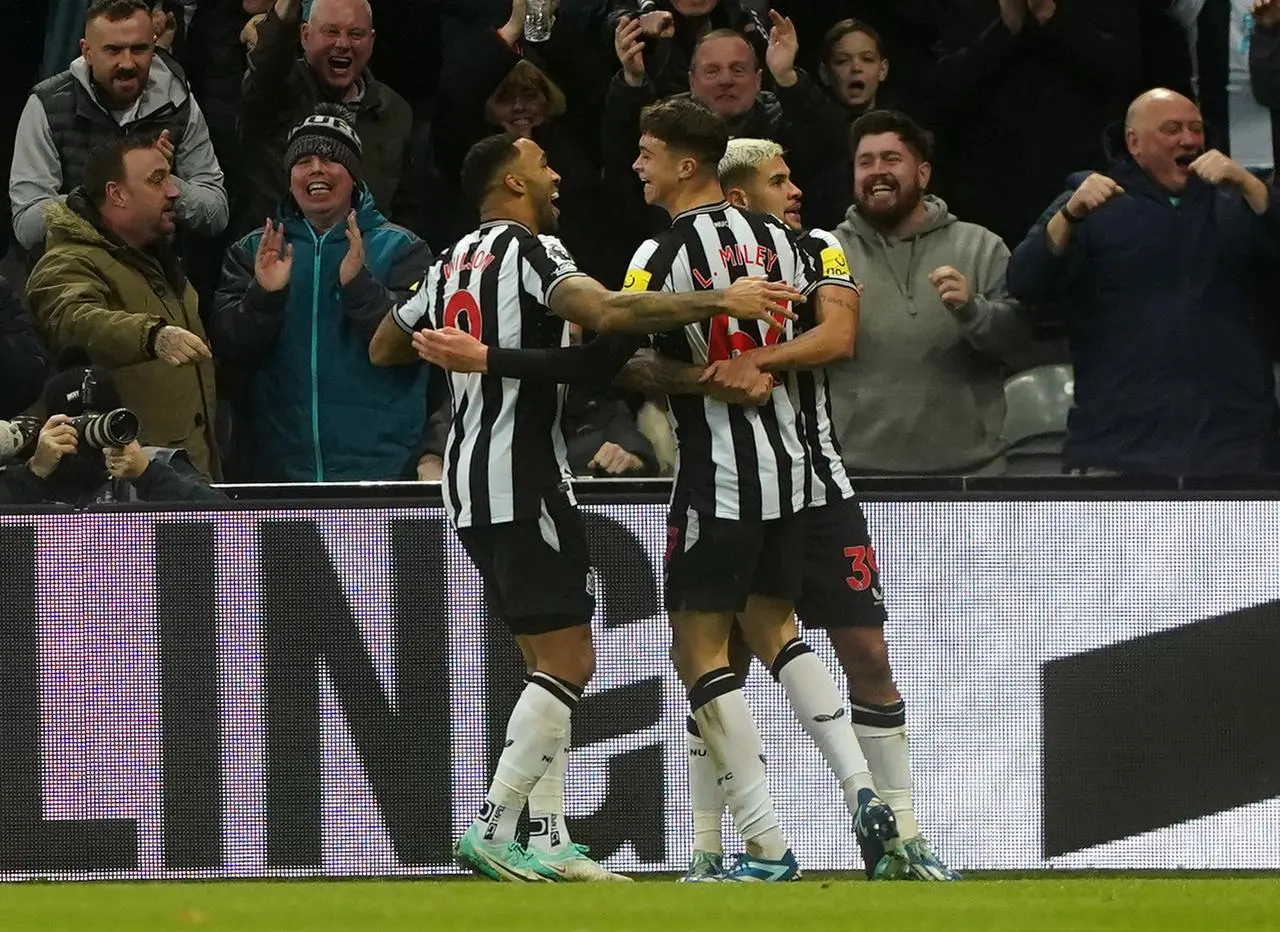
[1000,365,1074,476]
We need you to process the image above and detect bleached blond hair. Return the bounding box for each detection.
[718,138,784,192]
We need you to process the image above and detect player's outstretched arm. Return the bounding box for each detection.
[413,329,770,405]
[414,326,645,386]
[549,275,803,333]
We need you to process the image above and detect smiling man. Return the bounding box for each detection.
[601,0,770,99]
[1009,87,1280,477]
[234,0,416,238]
[11,0,228,256]
[211,105,433,482]
[830,109,1034,476]
[610,23,793,146]
[765,14,900,231]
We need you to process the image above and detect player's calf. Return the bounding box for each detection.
[739,598,877,816]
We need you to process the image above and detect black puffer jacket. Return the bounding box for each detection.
[0,277,49,419]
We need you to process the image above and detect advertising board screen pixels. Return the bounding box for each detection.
[1,499,1278,880]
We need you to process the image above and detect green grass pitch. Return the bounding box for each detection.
[3,877,1280,932]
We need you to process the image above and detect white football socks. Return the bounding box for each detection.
[689,668,787,861]
[772,638,875,816]
[473,672,580,846]
[686,717,727,855]
[528,719,573,855]
[853,698,918,838]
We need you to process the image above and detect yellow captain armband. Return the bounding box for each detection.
[622,268,652,292]
[820,246,850,279]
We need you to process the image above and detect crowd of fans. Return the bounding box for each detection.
[4,0,1280,501]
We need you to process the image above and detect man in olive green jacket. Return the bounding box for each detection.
[25,134,220,479]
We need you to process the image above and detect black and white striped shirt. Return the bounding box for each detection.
[791,228,859,508]
[394,220,584,528]
[627,202,838,521]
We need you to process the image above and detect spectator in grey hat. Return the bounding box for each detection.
[212,104,433,482]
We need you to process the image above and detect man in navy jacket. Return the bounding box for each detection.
[1008,88,1280,477]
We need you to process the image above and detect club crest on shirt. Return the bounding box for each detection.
[539,236,577,277]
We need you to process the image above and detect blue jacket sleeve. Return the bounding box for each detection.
[1007,190,1082,311]
[1245,178,1280,264]
[341,236,434,341]
[209,236,289,365]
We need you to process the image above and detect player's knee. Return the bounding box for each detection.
[668,628,727,687]
[831,628,894,688]
[668,634,697,684]
[736,621,790,669]
[565,630,596,687]
[531,623,595,687]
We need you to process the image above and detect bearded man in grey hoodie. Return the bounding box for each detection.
[830,110,1034,475]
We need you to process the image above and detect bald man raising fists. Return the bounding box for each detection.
[1008,87,1280,479]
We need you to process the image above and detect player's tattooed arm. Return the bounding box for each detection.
[549,276,803,333]
[613,350,706,396]
[736,282,858,373]
[620,350,773,406]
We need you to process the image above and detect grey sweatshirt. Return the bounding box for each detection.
[10,56,228,252]
[830,196,1033,474]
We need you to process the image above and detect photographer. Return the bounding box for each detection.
[0,366,225,506]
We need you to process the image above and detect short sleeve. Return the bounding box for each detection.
[795,228,860,295]
[624,235,689,354]
[520,234,587,305]
[621,238,669,293]
[392,268,435,333]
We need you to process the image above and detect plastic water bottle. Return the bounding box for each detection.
[524,0,554,42]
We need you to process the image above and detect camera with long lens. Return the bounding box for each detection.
[52,366,142,450]
[69,409,141,450]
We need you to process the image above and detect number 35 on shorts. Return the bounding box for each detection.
[843,544,879,591]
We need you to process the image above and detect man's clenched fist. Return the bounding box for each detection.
[1064,173,1125,219]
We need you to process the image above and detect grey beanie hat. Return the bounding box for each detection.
[285,104,364,182]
